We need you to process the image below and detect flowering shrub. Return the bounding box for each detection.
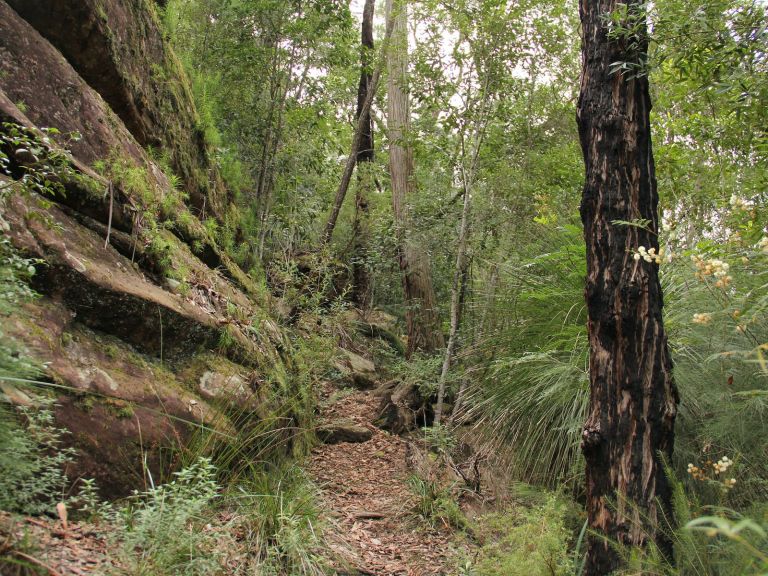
[687,456,737,490]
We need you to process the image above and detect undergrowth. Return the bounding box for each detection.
[466,495,576,576]
[407,474,467,531]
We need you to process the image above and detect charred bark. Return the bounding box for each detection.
[577,2,679,574]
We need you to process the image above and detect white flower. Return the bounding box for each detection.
[692,313,713,325]
[729,195,751,210]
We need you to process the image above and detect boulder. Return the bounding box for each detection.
[374,380,434,434]
[334,348,378,389]
[317,419,373,444]
[342,309,405,356]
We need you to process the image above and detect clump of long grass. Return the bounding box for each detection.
[461,224,589,488]
[230,464,330,575]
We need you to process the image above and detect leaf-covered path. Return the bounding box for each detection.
[308,381,465,575]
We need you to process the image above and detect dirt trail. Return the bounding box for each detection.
[309,382,463,576]
[0,381,465,576]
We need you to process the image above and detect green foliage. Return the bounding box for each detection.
[270,251,349,316]
[0,239,74,517]
[391,353,444,398]
[181,310,337,487]
[0,403,76,516]
[0,122,80,198]
[115,457,226,575]
[406,474,467,531]
[466,496,575,576]
[686,515,768,572]
[164,0,357,261]
[0,239,40,379]
[664,236,768,505]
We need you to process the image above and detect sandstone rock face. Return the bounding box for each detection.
[5,299,220,497]
[0,0,290,497]
[7,0,229,219]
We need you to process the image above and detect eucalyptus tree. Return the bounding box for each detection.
[166,0,356,261]
[385,0,444,356]
[351,0,377,309]
[577,1,678,572]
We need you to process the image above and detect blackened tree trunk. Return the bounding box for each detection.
[352,0,376,310]
[321,3,392,248]
[386,0,444,357]
[577,1,679,574]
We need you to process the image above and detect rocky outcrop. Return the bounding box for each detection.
[0,0,291,497]
[6,0,228,219]
[343,309,405,356]
[0,4,238,277]
[3,188,250,363]
[374,380,434,434]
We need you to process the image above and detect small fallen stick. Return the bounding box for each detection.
[13,551,65,576]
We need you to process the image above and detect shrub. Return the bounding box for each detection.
[115,457,228,576]
[470,496,574,576]
[0,404,76,516]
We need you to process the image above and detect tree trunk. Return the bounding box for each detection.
[577,2,679,574]
[434,184,471,426]
[321,2,392,248]
[351,0,376,310]
[386,0,444,357]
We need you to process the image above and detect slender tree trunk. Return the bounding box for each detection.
[447,263,471,424]
[255,40,282,215]
[321,0,392,248]
[577,2,679,574]
[386,0,444,357]
[434,183,471,426]
[434,88,490,425]
[351,0,376,310]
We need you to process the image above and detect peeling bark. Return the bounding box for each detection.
[577,1,679,574]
